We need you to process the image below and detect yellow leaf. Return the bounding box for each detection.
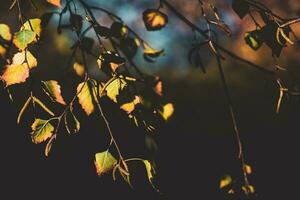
[31,118,55,144]
[219,175,232,189]
[0,24,12,41]
[42,80,66,105]
[73,62,85,77]
[0,45,6,58]
[1,64,29,86]
[143,160,154,183]
[12,51,37,69]
[160,103,174,121]
[47,0,61,7]
[242,185,255,194]
[22,18,42,38]
[102,77,127,103]
[77,82,94,115]
[13,29,35,50]
[143,9,168,31]
[120,96,141,114]
[143,43,164,58]
[244,164,252,175]
[94,151,117,176]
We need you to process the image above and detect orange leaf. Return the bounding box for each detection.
[1,64,29,86]
[47,0,61,7]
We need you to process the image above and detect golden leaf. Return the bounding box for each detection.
[31,118,55,144]
[1,64,29,86]
[143,160,154,183]
[0,24,12,41]
[102,77,127,103]
[160,103,174,121]
[143,43,164,58]
[47,0,61,7]
[77,82,95,115]
[219,175,232,189]
[94,151,118,176]
[242,185,255,194]
[12,51,37,69]
[73,62,85,77]
[42,80,66,105]
[143,9,168,31]
[22,18,42,38]
[120,96,141,114]
[0,45,7,58]
[244,164,252,175]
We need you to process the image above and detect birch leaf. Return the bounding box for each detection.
[143,160,154,183]
[77,82,94,115]
[102,77,127,103]
[31,118,55,144]
[219,175,232,189]
[13,29,35,50]
[22,18,42,37]
[12,51,37,69]
[42,80,66,105]
[0,24,12,41]
[1,64,29,86]
[47,0,61,7]
[143,9,168,31]
[94,151,118,176]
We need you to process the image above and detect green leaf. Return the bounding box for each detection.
[42,80,66,105]
[0,24,12,41]
[94,151,118,176]
[102,77,127,103]
[13,29,35,50]
[22,18,42,37]
[77,81,95,115]
[31,118,55,144]
[244,30,263,50]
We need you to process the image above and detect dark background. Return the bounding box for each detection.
[1,0,300,199]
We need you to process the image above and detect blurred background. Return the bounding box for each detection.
[1,0,300,199]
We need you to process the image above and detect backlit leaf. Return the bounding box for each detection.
[47,0,61,7]
[13,29,35,50]
[219,175,232,189]
[102,77,127,103]
[73,62,85,77]
[12,51,37,69]
[143,160,154,183]
[31,118,55,144]
[143,9,168,31]
[0,24,12,41]
[77,82,94,115]
[120,96,141,114]
[0,45,7,57]
[160,103,174,121]
[242,185,255,194]
[94,151,118,176]
[244,164,252,175]
[42,80,66,105]
[244,30,263,50]
[22,18,42,38]
[1,64,29,86]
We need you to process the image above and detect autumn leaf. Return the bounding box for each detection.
[0,24,12,41]
[244,30,263,50]
[1,64,29,86]
[22,18,42,38]
[77,82,95,115]
[244,164,252,175]
[13,29,35,50]
[143,43,164,62]
[120,96,141,114]
[94,151,118,176]
[102,77,127,103]
[12,51,37,69]
[143,160,154,184]
[47,0,61,7]
[143,9,168,31]
[242,185,255,194]
[0,45,6,57]
[219,175,232,189]
[73,62,85,77]
[160,103,174,121]
[31,118,55,144]
[42,80,66,105]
